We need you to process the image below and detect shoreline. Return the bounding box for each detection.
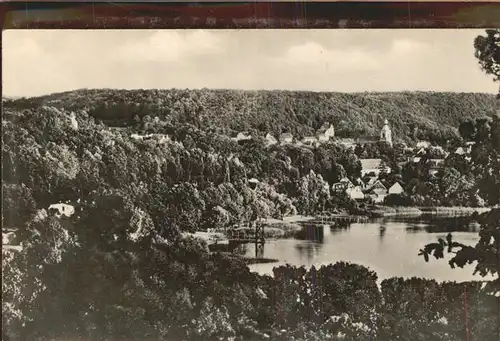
[366,206,491,218]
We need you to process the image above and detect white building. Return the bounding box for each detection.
[340,177,355,189]
[265,133,278,146]
[48,203,75,218]
[380,119,393,147]
[317,123,335,142]
[131,133,171,144]
[367,180,388,203]
[347,186,365,200]
[231,132,252,142]
[416,141,431,149]
[279,133,294,144]
[388,182,405,195]
[152,134,171,144]
[302,136,318,145]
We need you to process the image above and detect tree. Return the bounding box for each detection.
[474,29,500,95]
[2,183,37,230]
[164,183,206,234]
[436,167,475,206]
[296,171,331,215]
[459,119,477,141]
[419,32,500,341]
[419,125,500,289]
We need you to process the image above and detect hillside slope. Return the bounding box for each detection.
[3,89,497,143]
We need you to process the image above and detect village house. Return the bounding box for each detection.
[152,134,171,144]
[365,180,388,203]
[430,145,447,156]
[340,177,355,188]
[354,178,365,188]
[331,177,354,193]
[347,186,365,200]
[416,141,431,149]
[430,159,445,167]
[248,178,260,190]
[363,176,378,189]
[429,159,445,176]
[332,182,346,193]
[360,158,391,177]
[332,178,364,200]
[388,182,405,195]
[231,132,252,142]
[455,142,475,155]
[403,146,415,154]
[48,203,75,218]
[316,123,335,142]
[131,133,171,144]
[131,133,145,140]
[301,136,318,146]
[279,132,294,144]
[265,133,278,146]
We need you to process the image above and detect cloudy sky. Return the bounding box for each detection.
[3,29,497,97]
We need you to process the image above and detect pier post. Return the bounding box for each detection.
[254,219,265,259]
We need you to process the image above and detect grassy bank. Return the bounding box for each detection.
[367,206,423,218]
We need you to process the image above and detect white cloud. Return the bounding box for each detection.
[280,38,431,74]
[117,30,223,62]
[283,41,381,72]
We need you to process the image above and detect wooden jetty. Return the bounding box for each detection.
[310,214,370,224]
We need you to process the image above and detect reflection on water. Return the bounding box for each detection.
[295,242,323,263]
[395,215,481,233]
[379,224,387,241]
[245,216,491,283]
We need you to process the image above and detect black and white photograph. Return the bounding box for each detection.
[2,28,500,341]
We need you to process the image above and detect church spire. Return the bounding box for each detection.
[380,119,393,147]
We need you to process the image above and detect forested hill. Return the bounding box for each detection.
[4,89,497,143]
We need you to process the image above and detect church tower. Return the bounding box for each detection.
[380,119,393,147]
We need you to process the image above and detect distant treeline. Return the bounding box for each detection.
[3,89,497,144]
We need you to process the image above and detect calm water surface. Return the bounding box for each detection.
[245,216,492,283]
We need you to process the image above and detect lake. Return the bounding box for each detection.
[245,215,492,283]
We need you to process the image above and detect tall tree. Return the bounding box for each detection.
[474,29,500,95]
[420,31,500,310]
